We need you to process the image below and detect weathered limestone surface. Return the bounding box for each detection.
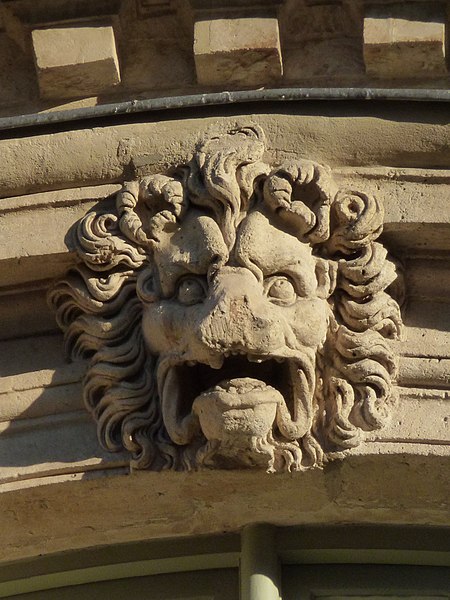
[0,458,449,563]
[0,2,448,596]
[364,4,447,78]
[194,17,282,85]
[32,26,121,99]
[1,110,450,199]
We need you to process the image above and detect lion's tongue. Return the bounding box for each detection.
[194,377,283,409]
[212,377,272,394]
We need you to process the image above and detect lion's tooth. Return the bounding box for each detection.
[210,355,224,369]
[275,357,284,363]
[186,361,196,367]
[248,354,263,363]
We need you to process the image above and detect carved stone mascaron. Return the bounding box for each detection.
[49,126,403,472]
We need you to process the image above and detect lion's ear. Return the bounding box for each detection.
[315,258,337,299]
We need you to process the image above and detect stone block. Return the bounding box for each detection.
[363,4,447,78]
[194,17,282,86]
[31,25,121,99]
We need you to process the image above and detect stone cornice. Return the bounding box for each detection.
[0,0,448,116]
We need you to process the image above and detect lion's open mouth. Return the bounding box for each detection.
[178,355,292,411]
[159,354,306,445]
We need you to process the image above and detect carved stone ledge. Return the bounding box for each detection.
[49,126,404,473]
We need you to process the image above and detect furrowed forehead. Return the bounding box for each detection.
[153,210,229,295]
[235,209,316,277]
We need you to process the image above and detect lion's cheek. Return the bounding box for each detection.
[141,303,193,355]
[288,299,330,350]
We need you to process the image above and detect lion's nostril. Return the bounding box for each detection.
[253,315,270,330]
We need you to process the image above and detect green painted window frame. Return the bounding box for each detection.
[0,525,448,599]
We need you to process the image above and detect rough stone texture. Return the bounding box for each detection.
[1,109,450,199]
[280,0,364,82]
[119,8,195,92]
[1,459,449,563]
[31,25,121,99]
[364,5,447,78]
[0,33,38,114]
[194,17,282,85]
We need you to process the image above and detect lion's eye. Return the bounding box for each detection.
[177,277,206,305]
[265,276,297,305]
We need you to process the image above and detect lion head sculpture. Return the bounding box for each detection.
[49,126,403,472]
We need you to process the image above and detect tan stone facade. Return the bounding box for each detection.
[0,1,449,598]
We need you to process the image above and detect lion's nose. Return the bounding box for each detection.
[197,268,278,353]
[200,298,273,352]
